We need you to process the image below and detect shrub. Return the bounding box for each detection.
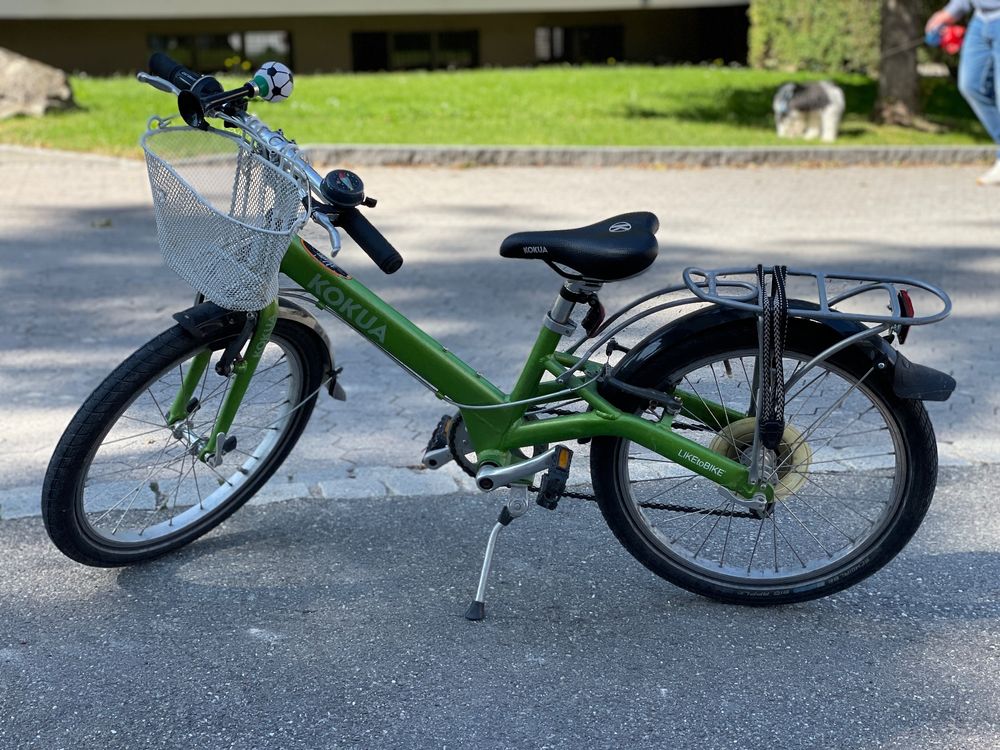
[749,0,881,74]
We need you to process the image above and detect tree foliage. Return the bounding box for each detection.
[749,0,883,74]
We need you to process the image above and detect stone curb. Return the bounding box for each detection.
[0,466,481,521]
[0,144,139,166]
[0,454,985,521]
[303,144,998,169]
[2,143,995,169]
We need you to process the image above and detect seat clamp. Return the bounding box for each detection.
[544,313,578,337]
[559,287,594,303]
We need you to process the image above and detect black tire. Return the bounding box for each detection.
[590,318,937,605]
[42,317,327,566]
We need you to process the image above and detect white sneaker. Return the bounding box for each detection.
[977,159,1000,185]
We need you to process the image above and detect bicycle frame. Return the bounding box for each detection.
[166,235,766,499]
[292,237,766,498]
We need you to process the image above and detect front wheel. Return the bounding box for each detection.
[42,317,328,566]
[591,318,938,605]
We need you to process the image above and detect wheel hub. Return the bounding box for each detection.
[708,417,812,498]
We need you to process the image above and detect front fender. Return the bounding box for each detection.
[172,298,346,400]
[602,302,953,403]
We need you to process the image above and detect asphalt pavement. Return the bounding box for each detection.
[0,465,997,749]
[1,147,999,748]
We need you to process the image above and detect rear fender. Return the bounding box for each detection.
[602,302,953,403]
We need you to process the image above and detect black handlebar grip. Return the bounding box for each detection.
[338,208,404,274]
[148,52,201,92]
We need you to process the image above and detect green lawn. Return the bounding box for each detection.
[0,65,989,157]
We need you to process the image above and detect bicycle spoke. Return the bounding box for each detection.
[669,495,732,544]
[77,334,306,546]
[781,486,857,543]
[637,473,701,507]
[98,425,174,447]
[746,517,766,574]
[771,508,808,568]
[693,506,727,560]
[778,500,835,557]
[795,472,878,525]
[682,376,739,452]
[146,387,169,425]
[618,341,908,588]
[709,362,734,434]
[720,503,735,568]
[119,414,174,429]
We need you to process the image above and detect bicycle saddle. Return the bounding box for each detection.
[500,212,659,281]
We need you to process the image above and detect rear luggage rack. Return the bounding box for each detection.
[681,266,951,327]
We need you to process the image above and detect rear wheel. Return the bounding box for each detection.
[42,318,327,566]
[590,319,937,605]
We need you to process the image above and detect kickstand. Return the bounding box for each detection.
[465,484,530,621]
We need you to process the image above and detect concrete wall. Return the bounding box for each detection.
[0,1,749,20]
[0,7,749,75]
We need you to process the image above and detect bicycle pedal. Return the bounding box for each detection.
[421,413,454,469]
[536,447,573,510]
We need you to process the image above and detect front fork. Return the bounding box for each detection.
[165,299,280,462]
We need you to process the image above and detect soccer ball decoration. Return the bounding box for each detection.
[254,61,294,102]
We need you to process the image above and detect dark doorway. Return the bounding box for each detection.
[535,24,624,64]
[352,32,389,71]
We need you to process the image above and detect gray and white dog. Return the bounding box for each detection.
[773,81,845,143]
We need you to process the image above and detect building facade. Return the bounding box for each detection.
[0,1,749,75]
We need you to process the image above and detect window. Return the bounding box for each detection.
[148,31,292,74]
[437,31,479,69]
[351,30,479,72]
[535,25,623,64]
[535,27,565,62]
[391,32,433,70]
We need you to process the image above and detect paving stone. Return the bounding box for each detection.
[317,475,387,500]
[0,486,40,520]
[355,466,462,497]
[1,149,997,517]
[246,481,312,506]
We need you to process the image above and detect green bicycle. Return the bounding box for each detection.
[42,55,956,620]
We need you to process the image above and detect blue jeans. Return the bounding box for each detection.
[958,14,1000,158]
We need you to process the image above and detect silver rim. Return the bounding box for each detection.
[618,350,906,588]
[78,334,304,545]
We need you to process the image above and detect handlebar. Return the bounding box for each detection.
[142,53,403,275]
[148,52,202,92]
[337,208,404,274]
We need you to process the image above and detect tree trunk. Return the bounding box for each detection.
[876,0,922,125]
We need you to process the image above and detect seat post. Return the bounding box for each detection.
[545,280,603,335]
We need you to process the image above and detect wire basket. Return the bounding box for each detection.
[142,125,307,311]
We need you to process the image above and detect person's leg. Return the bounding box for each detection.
[958,16,1000,183]
[989,15,1000,153]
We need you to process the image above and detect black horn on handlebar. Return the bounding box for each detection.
[148,53,227,128]
[178,84,253,129]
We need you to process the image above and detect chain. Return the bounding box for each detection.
[538,484,756,518]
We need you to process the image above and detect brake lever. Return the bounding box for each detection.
[311,210,342,257]
[136,72,181,96]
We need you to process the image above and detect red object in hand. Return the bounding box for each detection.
[941,24,965,55]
